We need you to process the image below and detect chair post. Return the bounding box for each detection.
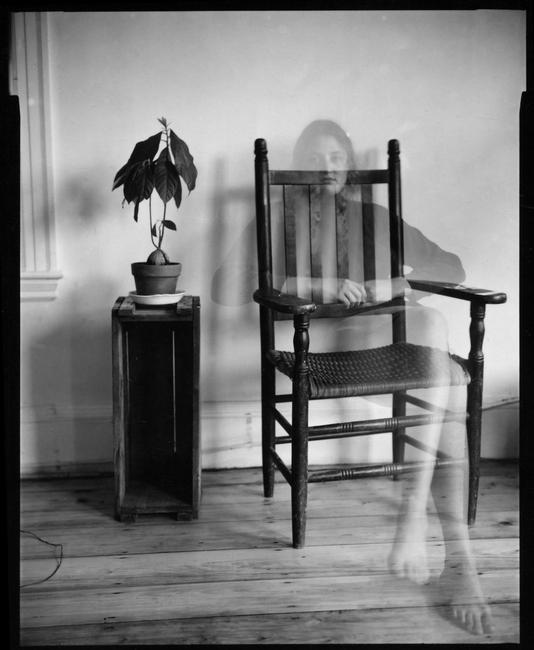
[291,313,310,548]
[392,393,406,471]
[387,140,406,345]
[388,139,407,473]
[254,138,273,293]
[466,300,486,526]
[255,138,276,498]
[387,138,404,288]
[260,306,276,498]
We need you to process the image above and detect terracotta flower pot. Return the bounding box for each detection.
[131,262,182,295]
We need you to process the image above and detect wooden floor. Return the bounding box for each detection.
[19,460,519,645]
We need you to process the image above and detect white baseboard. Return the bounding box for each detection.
[20,461,114,479]
[19,397,519,478]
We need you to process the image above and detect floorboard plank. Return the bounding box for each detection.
[19,481,518,523]
[20,537,518,592]
[20,602,520,645]
[19,508,519,560]
[20,569,519,629]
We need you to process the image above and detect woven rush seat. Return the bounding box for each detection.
[268,342,470,399]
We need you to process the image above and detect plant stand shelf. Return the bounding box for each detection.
[112,295,200,522]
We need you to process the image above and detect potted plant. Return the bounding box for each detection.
[112,117,198,296]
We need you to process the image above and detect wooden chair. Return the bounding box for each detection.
[253,137,507,549]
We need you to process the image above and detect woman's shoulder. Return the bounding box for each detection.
[341,191,389,218]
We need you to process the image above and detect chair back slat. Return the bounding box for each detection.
[335,193,349,281]
[270,169,389,185]
[309,186,323,302]
[361,184,376,282]
[283,185,298,296]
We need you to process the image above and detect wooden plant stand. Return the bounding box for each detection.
[112,295,200,522]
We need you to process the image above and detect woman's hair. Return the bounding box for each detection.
[292,119,356,169]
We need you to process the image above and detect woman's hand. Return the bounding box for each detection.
[281,276,411,308]
[365,278,412,303]
[337,279,367,307]
[336,277,412,307]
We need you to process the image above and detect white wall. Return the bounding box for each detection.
[19,10,523,475]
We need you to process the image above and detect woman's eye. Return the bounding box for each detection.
[330,154,346,166]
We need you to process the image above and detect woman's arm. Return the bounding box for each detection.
[281,276,409,308]
[403,221,466,285]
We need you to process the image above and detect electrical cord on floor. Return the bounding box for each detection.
[19,529,64,588]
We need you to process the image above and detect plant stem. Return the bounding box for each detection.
[149,196,158,248]
[158,200,167,249]
[156,122,171,250]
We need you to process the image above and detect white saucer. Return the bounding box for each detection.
[129,290,185,306]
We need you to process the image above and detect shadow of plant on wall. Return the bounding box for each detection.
[59,165,111,225]
[204,156,260,406]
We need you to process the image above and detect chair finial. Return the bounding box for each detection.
[388,139,400,157]
[255,138,268,158]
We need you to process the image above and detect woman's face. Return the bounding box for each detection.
[300,134,349,194]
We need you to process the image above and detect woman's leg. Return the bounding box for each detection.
[387,384,449,585]
[430,413,494,635]
[386,304,493,634]
[387,304,450,584]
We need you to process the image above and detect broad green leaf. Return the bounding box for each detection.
[113,133,160,191]
[123,164,141,203]
[163,219,177,231]
[122,161,154,204]
[134,160,155,200]
[154,149,179,203]
[169,130,197,192]
[133,199,140,222]
[151,223,158,237]
[125,132,162,166]
[173,175,182,210]
[112,162,130,190]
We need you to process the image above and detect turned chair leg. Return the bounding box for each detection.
[262,364,276,498]
[291,405,309,549]
[262,414,275,499]
[392,391,406,480]
[466,395,482,526]
[467,301,486,527]
[391,308,407,480]
[291,313,310,549]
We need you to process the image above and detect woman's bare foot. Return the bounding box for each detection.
[439,558,494,635]
[388,496,430,585]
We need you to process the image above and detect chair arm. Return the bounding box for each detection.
[406,280,507,304]
[253,289,317,315]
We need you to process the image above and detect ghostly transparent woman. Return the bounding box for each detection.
[289,119,493,636]
[212,120,494,635]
